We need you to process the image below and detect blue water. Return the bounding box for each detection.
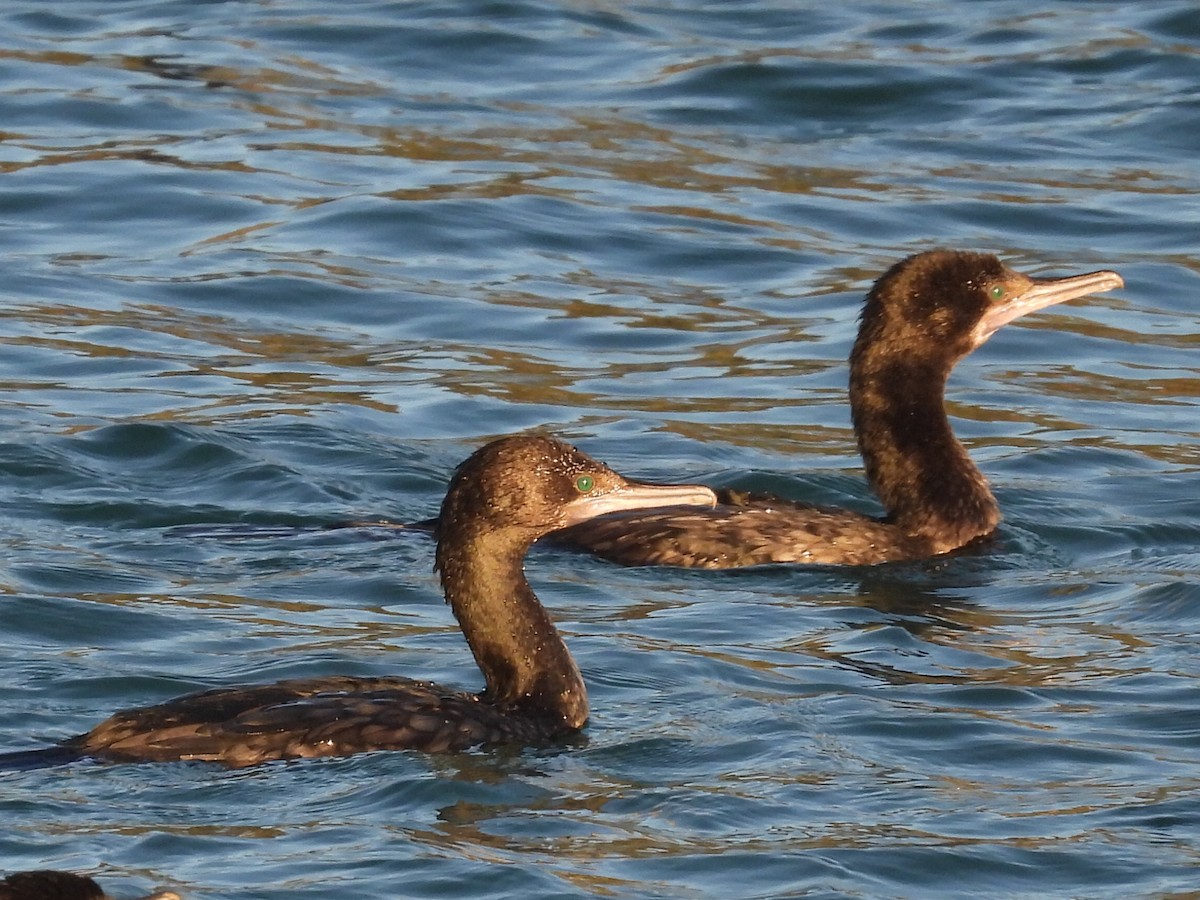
[2,2,1198,898]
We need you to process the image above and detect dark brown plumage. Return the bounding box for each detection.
[13,436,715,767]
[0,871,179,900]
[552,250,1124,567]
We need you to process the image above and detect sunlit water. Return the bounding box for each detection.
[1,2,1198,898]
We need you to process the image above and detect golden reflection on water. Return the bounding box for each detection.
[8,21,1188,462]
[6,287,1195,470]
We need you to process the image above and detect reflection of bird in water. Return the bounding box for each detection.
[3,437,714,768]
[0,870,180,900]
[553,250,1123,567]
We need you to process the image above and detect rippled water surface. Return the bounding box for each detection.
[2,2,1198,898]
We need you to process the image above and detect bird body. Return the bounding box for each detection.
[74,676,555,765]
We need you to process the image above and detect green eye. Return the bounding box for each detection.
[575,475,594,493]
[989,284,1007,301]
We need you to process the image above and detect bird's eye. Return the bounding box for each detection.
[575,475,595,493]
[989,284,1007,301]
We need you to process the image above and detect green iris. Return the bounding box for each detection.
[989,284,1007,301]
[575,475,594,493]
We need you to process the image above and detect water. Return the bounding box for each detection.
[1,2,1198,897]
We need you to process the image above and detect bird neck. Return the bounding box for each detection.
[437,528,588,731]
[849,351,1000,553]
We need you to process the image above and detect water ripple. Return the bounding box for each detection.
[2,1,1199,897]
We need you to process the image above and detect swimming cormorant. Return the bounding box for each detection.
[552,249,1123,567]
[5,436,715,767]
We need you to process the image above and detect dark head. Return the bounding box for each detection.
[432,435,715,727]
[435,435,717,562]
[0,871,105,900]
[0,871,180,900]
[853,249,1124,374]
